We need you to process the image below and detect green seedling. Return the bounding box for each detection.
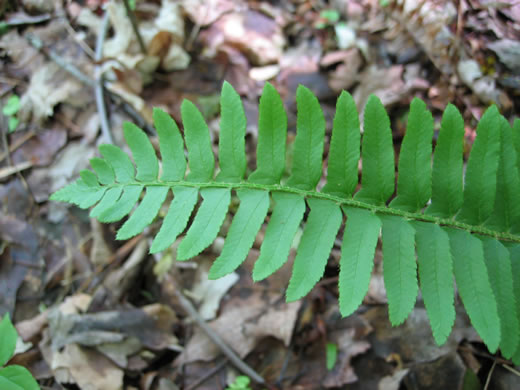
[0,314,40,389]
[2,95,20,133]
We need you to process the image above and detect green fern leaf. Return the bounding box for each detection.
[381,215,418,325]
[425,104,464,218]
[116,186,169,240]
[90,157,115,185]
[209,189,269,279]
[50,178,105,209]
[390,98,433,212]
[447,228,500,352]
[480,237,519,358]
[90,187,122,218]
[322,91,360,197]
[150,186,198,253]
[506,244,520,363]
[79,170,99,187]
[51,82,520,354]
[286,199,342,301]
[512,118,520,161]
[485,117,520,232]
[98,185,143,223]
[0,314,17,367]
[216,81,247,182]
[338,207,381,317]
[456,106,501,225]
[0,365,40,390]
[153,108,186,181]
[177,188,231,260]
[413,221,454,345]
[182,99,215,182]
[248,82,287,185]
[286,85,325,190]
[252,192,305,281]
[123,122,158,181]
[99,144,135,183]
[354,95,394,205]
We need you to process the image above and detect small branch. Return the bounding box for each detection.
[174,288,266,385]
[0,122,35,205]
[0,129,35,163]
[95,12,114,145]
[4,13,51,27]
[24,33,155,134]
[484,360,497,390]
[0,160,33,180]
[121,0,147,55]
[25,33,95,87]
[64,21,96,59]
[501,364,520,377]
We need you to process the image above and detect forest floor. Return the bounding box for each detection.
[1,0,520,389]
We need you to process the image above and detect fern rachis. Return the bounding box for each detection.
[52,80,520,359]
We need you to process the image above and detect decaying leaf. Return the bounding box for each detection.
[176,292,301,365]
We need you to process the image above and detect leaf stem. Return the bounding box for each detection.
[105,180,520,244]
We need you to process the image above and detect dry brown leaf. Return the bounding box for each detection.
[378,368,409,390]
[324,329,371,387]
[188,259,239,321]
[386,0,459,75]
[48,342,124,390]
[11,128,67,167]
[0,214,40,314]
[19,63,86,122]
[488,39,520,70]
[16,311,49,341]
[182,0,239,26]
[200,10,285,66]
[353,65,410,109]
[324,49,363,92]
[176,292,301,365]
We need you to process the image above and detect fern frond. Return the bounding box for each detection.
[51,81,520,355]
[447,228,500,352]
[338,207,381,317]
[456,106,501,225]
[424,104,464,217]
[413,221,454,345]
[481,237,519,358]
[252,192,305,281]
[381,215,418,325]
[353,95,394,205]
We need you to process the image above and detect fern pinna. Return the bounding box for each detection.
[52,81,520,359]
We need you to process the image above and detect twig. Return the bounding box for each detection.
[174,288,266,385]
[95,12,114,145]
[501,364,520,377]
[24,33,155,134]
[484,360,497,390]
[25,33,94,87]
[184,358,228,390]
[64,22,96,59]
[0,161,33,180]
[121,0,147,55]
[0,120,35,206]
[79,234,143,294]
[4,13,51,27]
[0,129,35,163]
[186,22,202,52]
[276,339,293,387]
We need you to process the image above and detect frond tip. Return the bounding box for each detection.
[51,82,520,358]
